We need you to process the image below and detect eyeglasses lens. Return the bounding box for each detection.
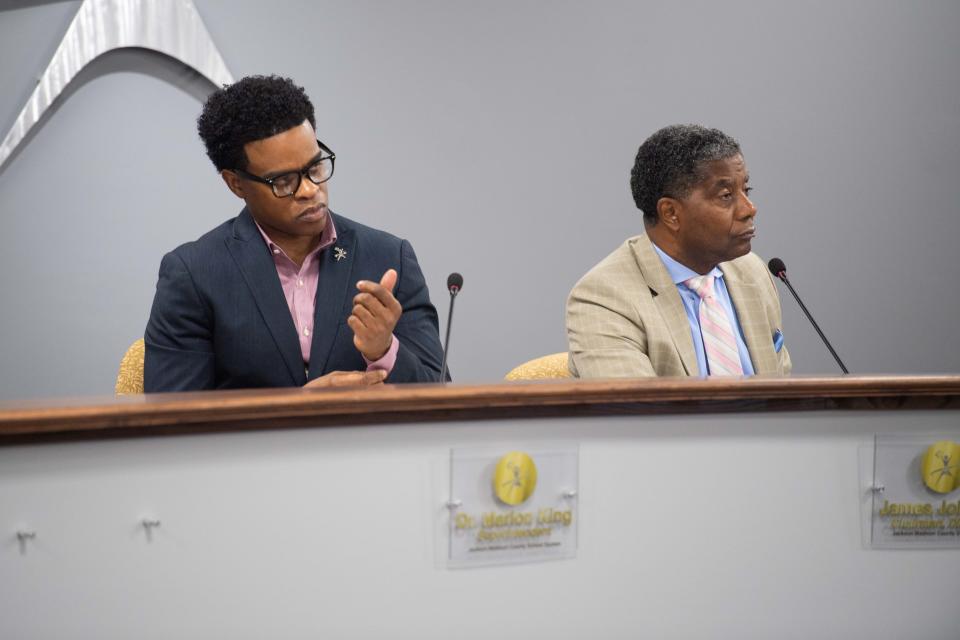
[268,157,334,197]
[308,158,332,184]
[271,173,300,197]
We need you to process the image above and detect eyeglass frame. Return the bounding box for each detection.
[232,139,336,198]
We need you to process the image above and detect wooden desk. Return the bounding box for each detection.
[2,375,958,443]
[1,376,958,638]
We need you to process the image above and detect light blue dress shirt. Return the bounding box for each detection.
[651,243,755,377]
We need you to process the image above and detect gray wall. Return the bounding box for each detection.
[1,0,958,399]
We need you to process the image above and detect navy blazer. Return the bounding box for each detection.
[144,209,445,391]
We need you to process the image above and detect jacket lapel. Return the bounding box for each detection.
[224,208,305,385]
[308,215,357,375]
[632,235,698,375]
[720,263,778,374]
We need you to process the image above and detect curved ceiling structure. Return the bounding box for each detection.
[0,0,233,170]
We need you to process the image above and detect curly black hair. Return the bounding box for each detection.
[197,75,316,172]
[630,124,741,225]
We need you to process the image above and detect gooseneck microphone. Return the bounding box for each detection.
[768,258,849,374]
[439,273,463,383]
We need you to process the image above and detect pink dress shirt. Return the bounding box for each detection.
[255,216,398,375]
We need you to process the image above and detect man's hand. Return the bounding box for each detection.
[348,268,402,361]
[304,370,387,388]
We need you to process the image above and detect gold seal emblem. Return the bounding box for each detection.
[922,440,960,494]
[493,451,538,506]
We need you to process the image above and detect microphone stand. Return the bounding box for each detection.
[439,287,458,383]
[775,272,849,374]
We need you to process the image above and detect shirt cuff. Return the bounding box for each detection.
[364,334,399,374]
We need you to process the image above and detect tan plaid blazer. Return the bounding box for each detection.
[566,234,792,378]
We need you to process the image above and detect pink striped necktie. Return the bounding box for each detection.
[683,274,744,376]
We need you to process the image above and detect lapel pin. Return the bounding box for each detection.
[333,247,347,261]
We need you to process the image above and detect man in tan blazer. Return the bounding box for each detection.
[567,125,791,378]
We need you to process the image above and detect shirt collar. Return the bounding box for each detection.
[650,241,723,285]
[254,213,338,262]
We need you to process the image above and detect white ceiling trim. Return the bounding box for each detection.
[0,0,233,170]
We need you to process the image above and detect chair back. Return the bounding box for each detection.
[504,352,571,381]
[115,338,145,395]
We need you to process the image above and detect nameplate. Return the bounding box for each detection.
[869,434,960,548]
[445,445,579,568]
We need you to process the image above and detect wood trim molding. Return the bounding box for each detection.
[1,375,958,444]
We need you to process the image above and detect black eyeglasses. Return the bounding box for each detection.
[233,140,336,198]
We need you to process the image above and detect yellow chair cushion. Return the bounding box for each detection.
[115,338,145,395]
[504,352,571,381]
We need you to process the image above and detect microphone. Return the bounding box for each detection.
[439,273,463,383]
[767,258,849,374]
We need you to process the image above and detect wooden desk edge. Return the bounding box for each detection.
[1,375,958,444]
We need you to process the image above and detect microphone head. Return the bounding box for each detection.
[447,272,463,294]
[768,258,787,278]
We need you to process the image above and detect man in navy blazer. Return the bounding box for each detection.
[144,76,445,391]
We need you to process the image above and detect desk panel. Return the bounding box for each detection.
[2,408,957,638]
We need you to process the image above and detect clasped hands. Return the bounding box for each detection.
[304,269,401,389]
